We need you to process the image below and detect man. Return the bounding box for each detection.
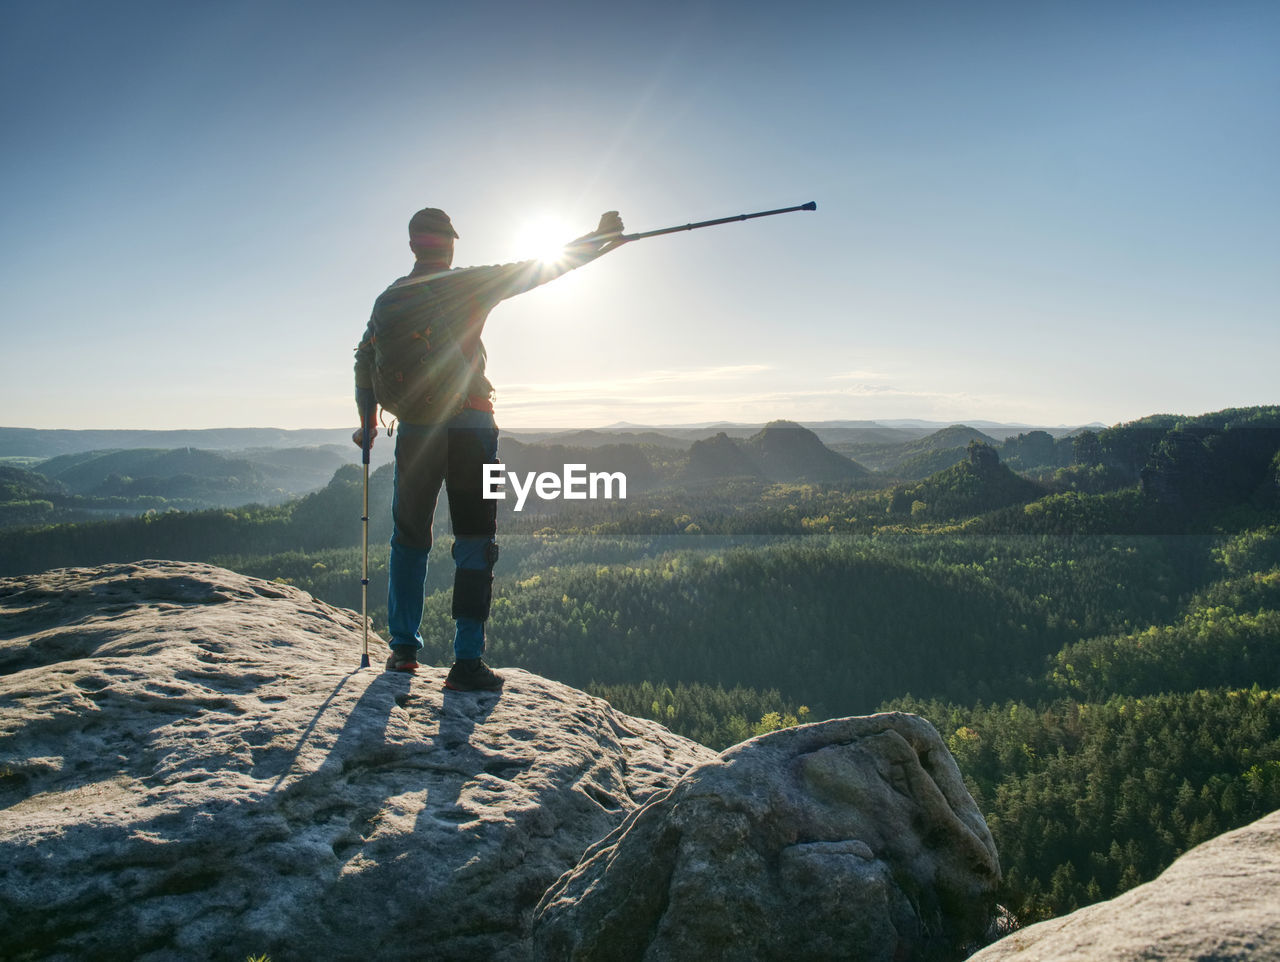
[353,206,625,691]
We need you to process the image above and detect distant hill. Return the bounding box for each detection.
[0,427,360,459]
[869,419,1102,441]
[835,424,997,476]
[1138,407,1280,509]
[679,422,871,484]
[746,421,872,483]
[802,422,941,446]
[0,463,138,528]
[556,418,1104,450]
[33,446,347,502]
[684,433,764,481]
[891,446,973,480]
[509,429,691,450]
[0,464,66,500]
[887,442,1044,521]
[0,465,68,527]
[33,448,282,505]
[236,446,352,491]
[502,423,878,487]
[997,430,1081,472]
[603,423,763,443]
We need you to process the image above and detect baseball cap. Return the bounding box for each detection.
[408,207,459,239]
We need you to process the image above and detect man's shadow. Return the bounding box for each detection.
[266,664,503,801]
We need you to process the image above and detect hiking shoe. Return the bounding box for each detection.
[385,647,419,673]
[444,658,504,692]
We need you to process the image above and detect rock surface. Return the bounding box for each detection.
[0,561,716,962]
[532,712,1002,961]
[969,807,1280,962]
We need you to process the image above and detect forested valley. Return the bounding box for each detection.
[2,406,1279,925]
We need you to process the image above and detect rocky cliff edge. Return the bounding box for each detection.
[1,560,1012,962]
[0,561,713,961]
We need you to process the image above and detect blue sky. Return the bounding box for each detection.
[2,0,1276,430]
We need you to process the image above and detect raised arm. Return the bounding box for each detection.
[462,211,628,304]
[563,210,627,261]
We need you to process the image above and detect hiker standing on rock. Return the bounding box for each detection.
[352,206,626,691]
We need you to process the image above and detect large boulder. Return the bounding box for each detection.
[532,712,1002,961]
[0,561,715,962]
[970,807,1280,962]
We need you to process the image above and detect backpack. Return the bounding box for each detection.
[367,275,479,423]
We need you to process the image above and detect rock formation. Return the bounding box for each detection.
[532,712,1002,961]
[2,560,1014,962]
[969,807,1280,961]
[0,561,715,962]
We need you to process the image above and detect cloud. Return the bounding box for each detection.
[489,363,1036,428]
[495,380,1012,426]
[503,364,772,398]
[829,369,895,381]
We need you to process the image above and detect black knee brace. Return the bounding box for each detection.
[452,542,499,621]
[451,568,492,621]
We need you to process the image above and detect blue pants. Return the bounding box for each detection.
[387,407,499,661]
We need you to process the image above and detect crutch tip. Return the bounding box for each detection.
[359,653,371,669]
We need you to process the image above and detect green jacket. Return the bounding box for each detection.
[354,255,591,425]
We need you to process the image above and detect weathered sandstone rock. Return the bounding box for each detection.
[0,561,715,962]
[531,712,1002,961]
[969,807,1280,962]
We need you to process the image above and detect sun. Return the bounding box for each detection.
[513,214,577,265]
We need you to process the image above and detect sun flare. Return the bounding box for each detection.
[514,214,576,265]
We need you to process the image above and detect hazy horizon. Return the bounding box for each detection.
[0,410,1167,438]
